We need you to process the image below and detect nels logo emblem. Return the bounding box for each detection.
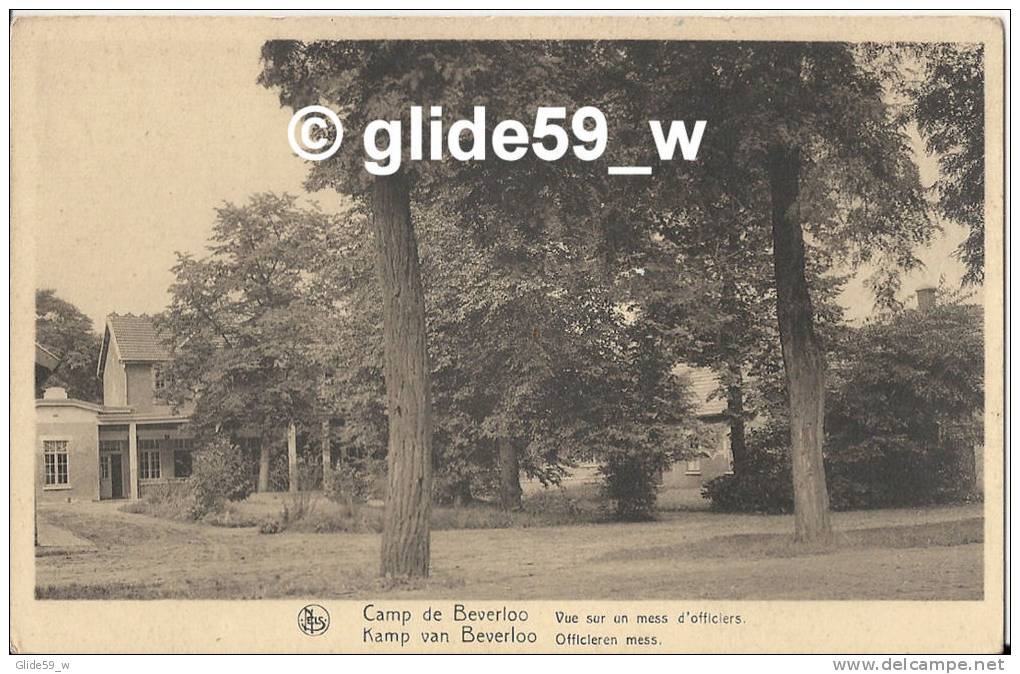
[298,604,330,636]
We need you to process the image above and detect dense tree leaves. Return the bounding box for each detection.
[907,44,985,285]
[705,290,983,513]
[420,205,700,509]
[258,40,711,518]
[826,291,984,504]
[157,194,363,482]
[260,40,510,577]
[35,289,103,402]
[591,42,937,541]
[255,40,962,546]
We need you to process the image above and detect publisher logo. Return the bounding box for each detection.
[298,604,330,636]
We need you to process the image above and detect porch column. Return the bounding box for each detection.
[128,422,139,499]
[288,421,298,493]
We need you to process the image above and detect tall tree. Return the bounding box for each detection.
[588,41,934,541]
[907,43,985,285]
[35,289,103,402]
[258,40,937,547]
[758,45,933,540]
[158,193,351,492]
[258,40,655,573]
[371,172,432,574]
[259,42,453,576]
[629,207,779,476]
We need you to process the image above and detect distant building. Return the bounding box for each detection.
[660,364,735,489]
[35,314,193,502]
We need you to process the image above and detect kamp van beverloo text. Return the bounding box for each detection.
[362,603,537,646]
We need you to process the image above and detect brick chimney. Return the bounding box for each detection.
[916,286,936,312]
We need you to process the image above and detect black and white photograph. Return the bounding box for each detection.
[10,13,1005,655]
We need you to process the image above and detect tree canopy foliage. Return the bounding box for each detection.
[35,289,103,402]
[244,39,979,559]
[157,193,362,452]
[907,43,985,285]
[826,291,984,505]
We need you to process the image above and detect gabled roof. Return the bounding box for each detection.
[98,313,170,377]
[106,314,170,361]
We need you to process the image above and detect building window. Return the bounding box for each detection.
[685,435,703,475]
[43,440,69,487]
[99,439,127,453]
[140,448,161,480]
[152,363,171,394]
[100,456,110,479]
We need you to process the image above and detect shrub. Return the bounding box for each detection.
[201,504,259,528]
[281,489,315,526]
[702,449,794,514]
[272,479,323,533]
[701,445,980,513]
[825,299,983,506]
[287,508,384,534]
[825,446,982,511]
[432,472,488,506]
[323,458,380,508]
[120,481,203,521]
[258,518,282,534]
[599,447,671,521]
[118,500,148,515]
[188,437,253,516]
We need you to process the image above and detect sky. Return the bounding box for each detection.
[19,21,974,332]
[20,22,348,330]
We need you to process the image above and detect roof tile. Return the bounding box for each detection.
[107,314,170,361]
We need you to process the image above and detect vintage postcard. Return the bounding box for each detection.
[9,13,1005,654]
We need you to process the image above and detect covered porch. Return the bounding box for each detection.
[97,412,194,500]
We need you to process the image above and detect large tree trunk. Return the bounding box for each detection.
[373,172,432,578]
[717,275,748,474]
[957,444,977,496]
[258,441,270,493]
[726,371,748,475]
[287,421,298,493]
[498,437,523,511]
[449,479,473,507]
[767,144,832,543]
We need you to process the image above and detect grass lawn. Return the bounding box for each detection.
[35,491,983,600]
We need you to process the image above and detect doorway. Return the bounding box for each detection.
[110,454,123,499]
[101,453,124,500]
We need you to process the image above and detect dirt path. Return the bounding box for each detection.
[34,501,984,600]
